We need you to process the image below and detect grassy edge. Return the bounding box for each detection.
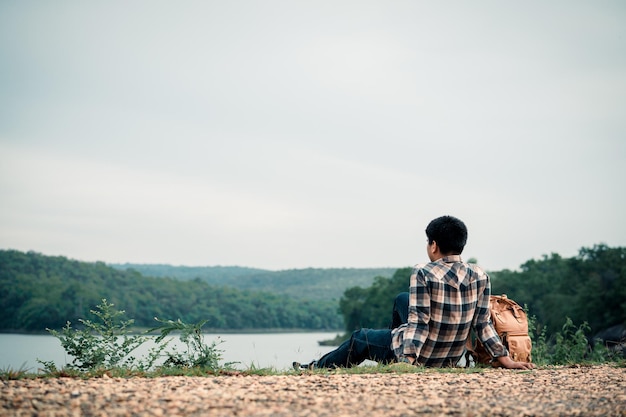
[3,360,625,381]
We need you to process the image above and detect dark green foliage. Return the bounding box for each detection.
[337,245,625,361]
[491,244,626,337]
[528,315,620,365]
[0,250,344,332]
[339,267,413,331]
[46,299,162,371]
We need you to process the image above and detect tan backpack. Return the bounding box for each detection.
[466,294,533,366]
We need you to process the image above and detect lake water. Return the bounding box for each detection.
[0,332,341,372]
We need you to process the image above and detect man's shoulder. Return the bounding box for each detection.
[414,260,489,281]
[467,262,488,275]
[412,261,448,279]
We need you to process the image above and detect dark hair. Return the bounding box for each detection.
[425,215,468,255]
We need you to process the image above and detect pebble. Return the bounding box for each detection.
[1,365,625,416]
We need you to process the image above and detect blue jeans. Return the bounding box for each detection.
[316,292,409,368]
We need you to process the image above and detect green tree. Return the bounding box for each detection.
[339,267,412,331]
[491,244,626,337]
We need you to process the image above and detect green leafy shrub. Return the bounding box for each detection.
[43,299,229,374]
[551,318,590,364]
[46,299,160,371]
[527,312,549,365]
[529,313,620,365]
[150,318,235,372]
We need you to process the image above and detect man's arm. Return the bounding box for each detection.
[474,273,534,370]
[399,268,430,360]
[472,274,509,359]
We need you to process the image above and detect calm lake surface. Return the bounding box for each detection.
[0,332,341,372]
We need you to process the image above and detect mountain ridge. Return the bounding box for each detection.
[109,263,400,300]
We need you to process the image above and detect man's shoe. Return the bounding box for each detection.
[292,361,317,371]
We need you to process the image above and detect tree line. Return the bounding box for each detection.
[0,250,343,332]
[491,244,625,337]
[3,245,624,340]
[338,244,626,340]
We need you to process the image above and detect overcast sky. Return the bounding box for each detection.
[1,1,624,271]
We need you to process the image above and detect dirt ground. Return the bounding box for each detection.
[1,364,625,416]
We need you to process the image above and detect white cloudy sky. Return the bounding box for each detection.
[1,1,624,271]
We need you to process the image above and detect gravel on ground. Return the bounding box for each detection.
[2,364,625,416]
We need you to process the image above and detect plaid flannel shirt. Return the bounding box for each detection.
[391,255,508,367]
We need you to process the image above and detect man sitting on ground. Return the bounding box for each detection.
[294,215,534,370]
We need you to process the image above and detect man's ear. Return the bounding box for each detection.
[430,240,438,253]
[430,240,442,260]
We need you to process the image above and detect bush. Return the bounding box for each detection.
[42,299,229,373]
[150,318,235,372]
[46,299,159,371]
[529,314,620,365]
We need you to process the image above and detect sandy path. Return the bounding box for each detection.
[2,365,625,416]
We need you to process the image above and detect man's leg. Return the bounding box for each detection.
[390,292,409,329]
[316,328,395,368]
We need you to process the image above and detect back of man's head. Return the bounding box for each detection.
[426,215,468,255]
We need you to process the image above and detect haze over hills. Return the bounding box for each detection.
[109,263,400,300]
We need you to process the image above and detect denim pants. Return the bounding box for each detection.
[317,292,409,368]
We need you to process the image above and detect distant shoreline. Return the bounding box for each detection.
[0,328,344,336]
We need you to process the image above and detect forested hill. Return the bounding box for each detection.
[110,264,397,300]
[8,246,623,339]
[2,250,390,332]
